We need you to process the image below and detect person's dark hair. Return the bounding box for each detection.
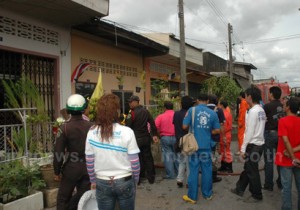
[181,96,194,110]
[197,93,208,101]
[286,97,300,114]
[269,86,282,100]
[164,101,173,110]
[239,91,245,98]
[68,110,82,115]
[95,94,120,142]
[208,94,218,105]
[245,86,262,104]
[220,100,228,108]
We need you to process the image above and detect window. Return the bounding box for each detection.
[112,91,133,114]
[75,82,96,99]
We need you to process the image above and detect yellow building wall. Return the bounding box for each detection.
[71,32,145,103]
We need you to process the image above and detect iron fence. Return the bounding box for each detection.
[0,108,54,164]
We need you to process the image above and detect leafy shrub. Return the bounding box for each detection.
[0,161,45,203]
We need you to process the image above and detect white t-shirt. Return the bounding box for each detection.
[241,104,266,153]
[85,123,140,178]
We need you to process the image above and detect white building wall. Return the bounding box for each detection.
[0,9,71,109]
[141,33,171,46]
[169,38,180,58]
[72,0,109,15]
[186,46,203,66]
[142,33,203,66]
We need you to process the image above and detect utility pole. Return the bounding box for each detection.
[228,23,233,79]
[178,0,188,96]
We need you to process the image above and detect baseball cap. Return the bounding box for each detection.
[128,95,140,102]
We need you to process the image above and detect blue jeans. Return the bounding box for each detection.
[160,136,176,178]
[280,166,300,210]
[177,153,189,182]
[96,177,136,210]
[264,130,279,188]
[188,149,212,200]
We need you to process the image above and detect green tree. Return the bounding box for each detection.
[203,76,241,108]
[149,79,179,119]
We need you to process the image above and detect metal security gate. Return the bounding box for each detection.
[0,49,55,125]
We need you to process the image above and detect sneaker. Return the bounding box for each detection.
[163,176,175,179]
[213,177,222,183]
[262,186,273,191]
[225,169,233,173]
[204,195,213,200]
[276,179,283,189]
[230,188,244,197]
[148,178,155,184]
[218,165,227,172]
[219,168,233,173]
[177,181,183,188]
[182,195,196,204]
[235,151,241,156]
[243,196,262,203]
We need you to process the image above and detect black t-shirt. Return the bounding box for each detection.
[207,104,225,142]
[264,99,284,131]
[173,109,188,142]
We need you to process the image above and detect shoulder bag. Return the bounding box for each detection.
[179,107,199,155]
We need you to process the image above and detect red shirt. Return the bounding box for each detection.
[275,116,300,167]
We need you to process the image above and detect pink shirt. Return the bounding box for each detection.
[155,110,175,136]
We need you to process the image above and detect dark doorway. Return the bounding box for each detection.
[112,90,133,115]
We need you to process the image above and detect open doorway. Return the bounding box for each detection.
[112,90,133,115]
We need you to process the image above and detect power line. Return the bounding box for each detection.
[184,1,219,34]
[205,0,228,28]
[103,18,225,47]
[184,37,223,45]
[102,19,300,72]
[242,34,300,44]
[183,3,226,45]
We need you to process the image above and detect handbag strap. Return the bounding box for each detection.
[189,107,195,134]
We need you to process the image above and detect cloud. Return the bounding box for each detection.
[107,0,300,87]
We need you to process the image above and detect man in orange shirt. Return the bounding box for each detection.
[218,100,233,173]
[236,91,249,155]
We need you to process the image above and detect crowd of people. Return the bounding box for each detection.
[53,85,300,210]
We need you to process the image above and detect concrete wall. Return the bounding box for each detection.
[143,33,203,66]
[71,31,145,103]
[71,0,109,15]
[234,65,248,78]
[0,9,72,111]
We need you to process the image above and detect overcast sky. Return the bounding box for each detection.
[105,0,300,88]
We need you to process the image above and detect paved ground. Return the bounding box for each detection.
[45,139,299,210]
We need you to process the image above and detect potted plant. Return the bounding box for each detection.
[136,71,146,93]
[0,160,45,210]
[116,74,124,90]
